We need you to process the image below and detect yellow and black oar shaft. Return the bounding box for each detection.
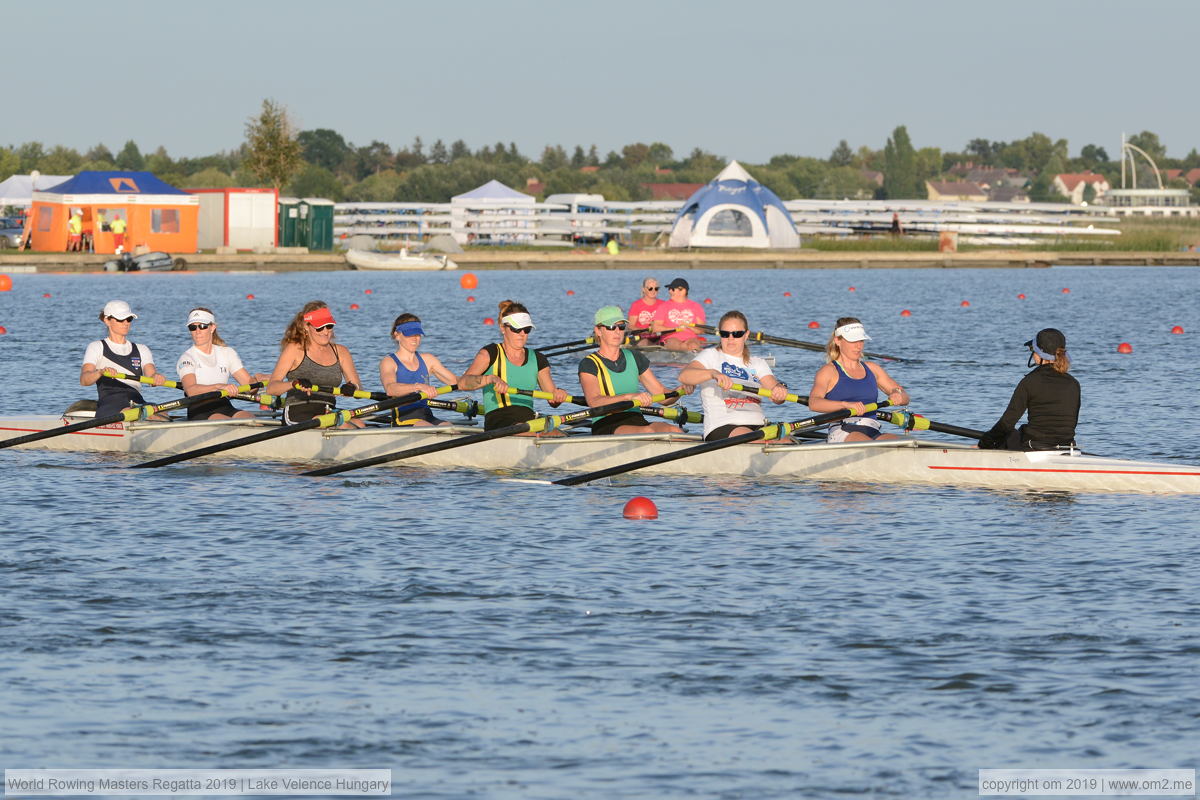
[109,371,182,390]
[874,410,983,440]
[511,387,702,424]
[727,382,809,405]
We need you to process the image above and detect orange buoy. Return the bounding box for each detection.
[960,300,970,307]
[900,309,912,317]
[1117,342,1133,354]
[703,298,713,304]
[848,286,856,292]
[1062,287,1070,294]
[364,289,373,295]
[350,303,360,310]
[807,321,820,329]
[466,296,476,303]
[566,289,575,296]
[622,496,658,520]
[783,291,792,297]
[0,325,7,334]
[459,273,479,290]
[246,294,255,300]
[1171,325,1184,334]
[483,317,495,326]
[0,274,12,292]
[1017,293,1026,299]
[43,293,52,298]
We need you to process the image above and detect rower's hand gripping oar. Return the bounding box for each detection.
[874,410,983,440]
[131,386,456,469]
[107,371,182,389]
[727,382,809,405]
[302,392,681,477]
[0,382,264,450]
[553,401,893,486]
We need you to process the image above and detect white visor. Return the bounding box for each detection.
[187,309,216,326]
[835,322,871,342]
[502,312,534,330]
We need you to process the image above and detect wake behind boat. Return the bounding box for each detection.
[4,411,1200,494]
[345,247,458,270]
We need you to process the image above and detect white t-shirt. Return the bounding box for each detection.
[176,344,245,386]
[83,339,155,390]
[692,347,775,437]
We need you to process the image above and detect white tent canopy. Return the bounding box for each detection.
[0,173,73,206]
[450,180,535,244]
[668,161,801,249]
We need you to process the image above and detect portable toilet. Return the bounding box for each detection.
[278,197,335,250]
[278,197,302,247]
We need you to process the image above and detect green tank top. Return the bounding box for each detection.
[482,343,539,414]
[585,350,640,396]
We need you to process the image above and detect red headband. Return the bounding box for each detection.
[303,307,336,328]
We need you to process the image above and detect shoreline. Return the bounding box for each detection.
[1,250,1198,273]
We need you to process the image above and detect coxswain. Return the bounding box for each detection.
[979,328,1080,450]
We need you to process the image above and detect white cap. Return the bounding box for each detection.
[834,322,871,342]
[187,309,216,326]
[501,312,535,330]
[102,300,137,320]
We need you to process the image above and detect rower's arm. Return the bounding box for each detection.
[266,344,302,395]
[807,364,856,413]
[457,348,500,391]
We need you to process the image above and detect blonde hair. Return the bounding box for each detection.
[497,299,528,320]
[1049,347,1070,374]
[825,316,861,363]
[281,300,330,350]
[718,310,752,365]
[189,306,226,346]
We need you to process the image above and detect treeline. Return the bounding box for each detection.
[4,124,1199,204]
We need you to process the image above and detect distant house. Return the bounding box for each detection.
[1186,168,1200,186]
[1163,169,1183,182]
[525,177,545,196]
[988,186,1030,203]
[642,182,706,201]
[966,167,1029,190]
[925,181,988,202]
[860,169,884,187]
[1053,171,1110,204]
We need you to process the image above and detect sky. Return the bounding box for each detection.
[8,0,1198,164]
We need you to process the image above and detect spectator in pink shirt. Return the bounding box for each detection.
[651,277,706,352]
[626,276,662,347]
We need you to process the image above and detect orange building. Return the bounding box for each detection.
[30,171,199,254]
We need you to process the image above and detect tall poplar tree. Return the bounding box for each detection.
[883,125,919,199]
[243,99,302,192]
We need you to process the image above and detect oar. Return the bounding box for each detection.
[538,327,649,354]
[131,386,456,469]
[0,382,264,450]
[540,327,693,358]
[108,371,183,389]
[874,410,983,440]
[510,387,702,424]
[302,392,680,477]
[727,382,809,405]
[695,325,912,363]
[553,401,892,486]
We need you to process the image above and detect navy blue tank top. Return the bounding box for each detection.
[389,352,430,413]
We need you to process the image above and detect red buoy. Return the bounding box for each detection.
[566,290,575,296]
[1117,342,1133,354]
[0,326,7,334]
[1171,325,1184,334]
[960,300,970,307]
[783,291,792,297]
[364,289,373,295]
[623,496,658,520]
[483,317,495,326]
[466,296,476,303]
[703,298,713,304]
[0,275,11,292]
[459,273,478,290]
[1017,293,1026,300]
[246,294,255,300]
[848,286,856,292]
[1062,287,1071,294]
[42,293,52,298]
[350,303,360,310]
[807,321,820,329]
[900,309,912,317]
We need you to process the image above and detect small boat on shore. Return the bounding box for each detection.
[4,412,1200,494]
[345,248,458,271]
[103,252,183,272]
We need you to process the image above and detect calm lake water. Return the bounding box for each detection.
[1,265,1198,798]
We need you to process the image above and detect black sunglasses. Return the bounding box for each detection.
[505,324,533,334]
[645,286,659,292]
[107,316,134,323]
[312,323,335,332]
[598,323,627,331]
[187,323,212,331]
[719,329,747,338]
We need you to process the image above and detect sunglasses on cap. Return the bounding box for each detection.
[719,329,747,338]
[311,323,336,332]
[504,324,533,334]
[598,322,627,331]
[187,322,212,331]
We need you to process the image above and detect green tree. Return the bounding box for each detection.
[1079,144,1109,168]
[1029,154,1068,202]
[1081,182,1096,204]
[242,98,303,192]
[288,163,343,200]
[570,145,586,168]
[0,147,19,182]
[540,145,568,171]
[145,146,173,175]
[86,143,114,163]
[186,167,235,188]
[621,143,650,168]
[297,129,351,172]
[647,142,674,165]
[40,145,82,175]
[882,125,920,198]
[586,145,600,166]
[346,169,403,201]
[1127,131,1166,162]
[449,140,470,161]
[429,139,449,165]
[355,141,395,176]
[115,140,145,170]
[828,139,853,167]
[17,142,45,173]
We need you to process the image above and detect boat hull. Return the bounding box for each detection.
[344,248,458,270]
[4,415,1200,494]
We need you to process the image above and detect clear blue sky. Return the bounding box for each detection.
[10,0,1198,162]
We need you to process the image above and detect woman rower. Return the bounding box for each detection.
[379,313,459,426]
[80,299,168,419]
[175,307,268,420]
[266,301,366,428]
[679,310,789,440]
[458,300,569,432]
[578,305,684,436]
[979,328,1079,451]
[807,317,910,442]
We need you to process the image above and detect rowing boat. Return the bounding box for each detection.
[344,248,458,271]
[4,413,1200,494]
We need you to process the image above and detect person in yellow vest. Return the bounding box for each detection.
[578,305,685,436]
[111,214,128,254]
[605,237,620,256]
[67,210,83,252]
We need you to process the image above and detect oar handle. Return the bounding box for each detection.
[728,382,808,405]
[874,410,983,440]
[509,388,588,405]
[310,385,455,430]
[777,400,893,439]
[293,380,392,401]
[111,371,182,389]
